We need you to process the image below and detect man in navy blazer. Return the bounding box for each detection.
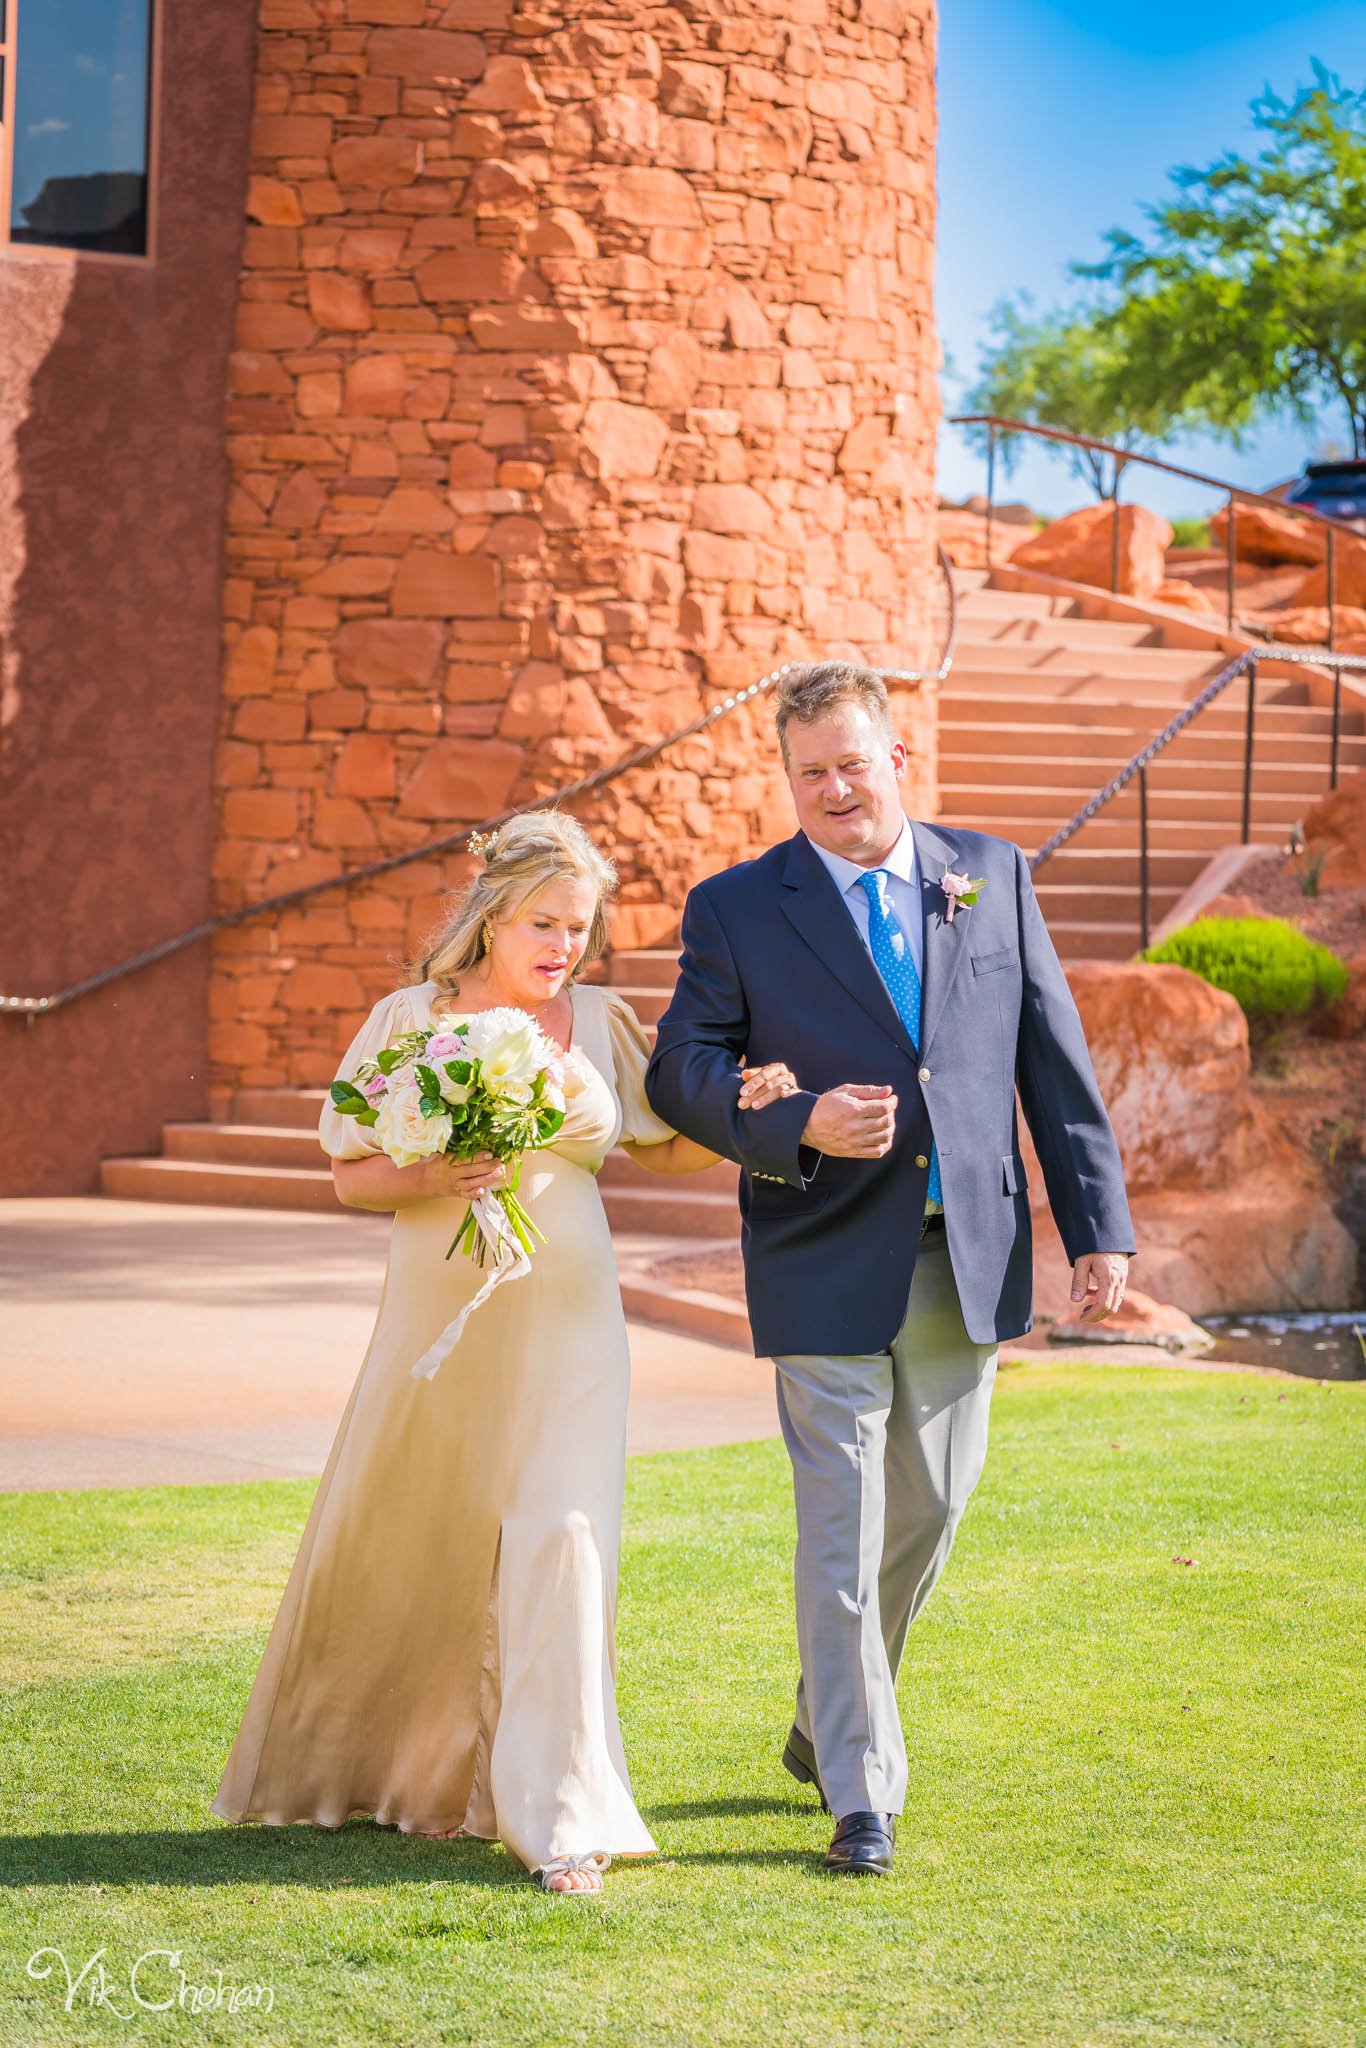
[646,660,1134,1876]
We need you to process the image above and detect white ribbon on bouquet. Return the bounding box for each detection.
[409,1191,532,1381]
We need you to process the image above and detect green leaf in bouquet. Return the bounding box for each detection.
[419,1096,447,1120]
[537,1107,566,1140]
[443,1058,473,1085]
[414,1064,441,1096]
[376,1047,406,1076]
[355,1108,379,1127]
[329,1081,369,1114]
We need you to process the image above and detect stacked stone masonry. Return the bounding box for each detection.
[212,0,941,1093]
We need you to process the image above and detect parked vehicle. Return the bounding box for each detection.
[1283,459,1366,530]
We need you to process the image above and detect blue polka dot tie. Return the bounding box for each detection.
[858,868,942,1205]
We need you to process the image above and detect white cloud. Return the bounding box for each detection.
[75,53,99,73]
[26,119,72,136]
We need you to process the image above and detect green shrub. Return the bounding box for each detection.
[1171,515,1212,549]
[1142,915,1349,1016]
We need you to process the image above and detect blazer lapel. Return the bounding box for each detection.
[779,834,919,1060]
[911,818,970,1055]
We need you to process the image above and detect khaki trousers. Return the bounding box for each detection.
[773,1232,999,1818]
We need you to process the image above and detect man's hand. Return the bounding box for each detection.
[801,1084,898,1159]
[1070,1251,1130,1322]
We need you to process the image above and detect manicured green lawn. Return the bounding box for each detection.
[1,1363,1362,2047]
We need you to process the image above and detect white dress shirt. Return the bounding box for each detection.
[805,815,923,979]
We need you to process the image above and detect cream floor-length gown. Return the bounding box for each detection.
[210,978,674,1872]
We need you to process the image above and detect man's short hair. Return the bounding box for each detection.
[774,661,895,765]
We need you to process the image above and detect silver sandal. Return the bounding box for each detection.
[533,1851,611,1893]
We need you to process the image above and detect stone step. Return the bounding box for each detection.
[165,1121,323,1169]
[233,1086,328,1130]
[940,691,1348,732]
[939,721,1363,765]
[1034,882,1186,922]
[606,948,679,988]
[939,784,1331,829]
[1047,922,1146,961]
[955,587,1070,619]
[172,1111,742,1194]
[604,981,670,1026]
[943,811,1281,856]
[101,1155,342,1211]
[948,667,1304,707]
[953,638,1223,678]
[940,750,1363,794]
[951,566,991,592]
[1031,845,1210,882]
[954,612,1162,649]
[101,1139,737,1236]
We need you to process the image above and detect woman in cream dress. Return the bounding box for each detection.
[210,812,794,1893]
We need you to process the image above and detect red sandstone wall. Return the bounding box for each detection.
[0,0,257,1196]
[212,0,941,1094]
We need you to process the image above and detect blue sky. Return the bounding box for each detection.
[935,1,1366,519]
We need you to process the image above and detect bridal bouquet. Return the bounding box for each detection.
[329,1008,568,1377]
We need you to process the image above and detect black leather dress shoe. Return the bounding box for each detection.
[824,1810,896,1876]
[780,1726,830,1812]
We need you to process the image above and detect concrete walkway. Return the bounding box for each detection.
[0,1199,780,1493]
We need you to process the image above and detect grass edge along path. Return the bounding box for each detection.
[0,1361,1362,2048]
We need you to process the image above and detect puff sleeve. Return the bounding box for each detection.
[318,986,421,1161]
[601,988,676,1148]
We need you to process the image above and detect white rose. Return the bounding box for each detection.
[478,1016,546,1097]
[435,1067,473,1108]
[374,1079,452,1168]
[459,1006,533,1056]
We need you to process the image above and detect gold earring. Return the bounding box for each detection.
[483,920,495,953]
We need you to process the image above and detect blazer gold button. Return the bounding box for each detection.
[919,1066,931,1082]
[915,1154,928,1169]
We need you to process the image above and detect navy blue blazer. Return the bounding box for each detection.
[644,819,1135,1356]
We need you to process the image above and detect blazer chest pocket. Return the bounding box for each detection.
[747,1181,832,1221]
[1002,1154,1028,1197]
[972,947,1017,977]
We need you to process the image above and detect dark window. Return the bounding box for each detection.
[1294,464,1366,496]
[9,0,154,256]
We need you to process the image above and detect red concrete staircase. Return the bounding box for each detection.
[943,570,1366,958]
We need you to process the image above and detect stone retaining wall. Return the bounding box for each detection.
[212,0,940,1092]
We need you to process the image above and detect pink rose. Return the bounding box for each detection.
[425,1031,466,1059]
[940,868,986,923]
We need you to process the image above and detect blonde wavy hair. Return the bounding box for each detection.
[418,810,618,994]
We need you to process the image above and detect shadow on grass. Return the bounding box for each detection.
[645,1796,821,1821]
[1,1822,827,1888]
[0,1826,525,1891]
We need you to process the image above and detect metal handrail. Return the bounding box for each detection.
[1,548,959,1018]
[949,413,1358,642]
[1027,643,1366,949]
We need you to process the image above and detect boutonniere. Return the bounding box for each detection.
[940,867,987,923]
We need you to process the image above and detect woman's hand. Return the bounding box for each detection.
[738,1061,801,1112]
[418,1152,507,1202]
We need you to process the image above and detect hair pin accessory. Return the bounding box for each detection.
[467,828,500,860]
